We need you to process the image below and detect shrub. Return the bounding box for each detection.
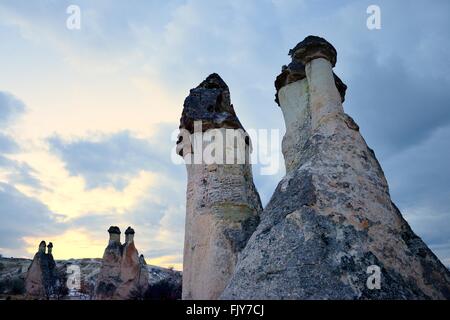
[143,279,182,300]
[0,279,6,293]
[10,278,25,295]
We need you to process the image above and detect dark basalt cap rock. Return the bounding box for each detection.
[274,61,306,105]
[125,226,135,235]
[289,35,337,67]
[108,226,121,234]
[274,36,346,105]
[47,242,53,248]
[178,73,244,134]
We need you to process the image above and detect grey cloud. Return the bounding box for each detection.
[0,182,66,254]
[0,155,44,189]
[0,133,19,153]
[48,124,184,190]
[0,91,26,126]
[383,124,450,252]
[0,91,42,189]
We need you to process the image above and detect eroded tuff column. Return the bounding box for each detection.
[117,227,149,299]
[95,226,123,299]
[25,241,57,298]
[177,73,262,300]
[222,36,450,299]
[95,226,149,299]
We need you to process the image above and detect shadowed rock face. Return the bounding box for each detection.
[221,36,450,300]
[178,74,262,300]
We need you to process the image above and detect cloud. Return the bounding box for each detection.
[383,124,450,254]
[0,91,43,189]
[0,91,26,126]
[48,125,184,190]
[0,182,65,256]
[0,156,43,189]
[0,133,19,153]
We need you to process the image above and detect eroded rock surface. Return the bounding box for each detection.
[178,73,262,299]
[222,36,450,299]
[94,226,149,299]
[24,241,58,298]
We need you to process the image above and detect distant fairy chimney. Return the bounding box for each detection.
[124,226,135,244]
[47,242,53,255]
[95,226,149,299]
[108,226,121,243]
[38,240,46,253]
[25,240,57,298]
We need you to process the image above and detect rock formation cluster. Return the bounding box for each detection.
[24,241,58,298]
[94,226,149,299]
[178,36,450,299]
[177,73,263,299]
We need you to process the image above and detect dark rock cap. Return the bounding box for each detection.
[125,226,135,235]
[274,36,346,105]
[108,226,121,234]
[178,73,244,134]
[39,240,46,246]
[139,254,147,265]
[47,242,53,248]
[289,35,337,67]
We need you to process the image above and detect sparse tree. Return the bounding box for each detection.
[10,277,25,295]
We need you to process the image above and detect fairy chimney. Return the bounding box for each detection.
[47,242,53,255]
[25,241,57,298]
[94,226,123,299]
[94,226,149,299]
[124,226,135,243]
[222,36,450,299]
[177,73,262,299]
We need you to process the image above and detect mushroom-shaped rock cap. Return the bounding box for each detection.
[108,226,121,234]
[178,73,244,134]
[125,226,135,235]
[289,35,337,67]
[47,242,53,248]
[274,58,347,106]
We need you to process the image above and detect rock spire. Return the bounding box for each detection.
[221,36,450,299]
[177,73,262,299]
[25,240,58,298]
[94,226,149,299]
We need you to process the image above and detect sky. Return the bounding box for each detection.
[0,0,449,270]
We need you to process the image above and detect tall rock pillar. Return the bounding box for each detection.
[94,226,149,300]
[25,241,57,298]
[117,227,149,299]
[222,36,450,299]
[177,73,262,300]
[94,226,123,299]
